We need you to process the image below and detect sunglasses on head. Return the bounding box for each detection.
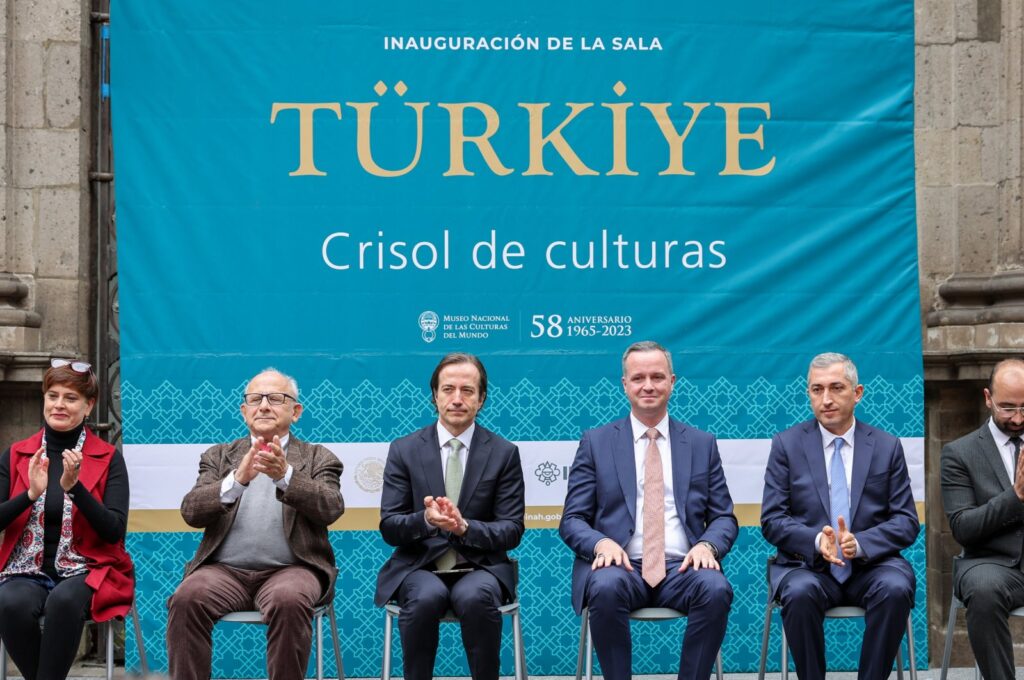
[51,358,92,373]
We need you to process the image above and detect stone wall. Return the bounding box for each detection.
[918,0,1024,665]
[0,0,92,447]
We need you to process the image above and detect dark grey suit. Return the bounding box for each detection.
[941,423,1024,680]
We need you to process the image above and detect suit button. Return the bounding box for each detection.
[629,530,634,535]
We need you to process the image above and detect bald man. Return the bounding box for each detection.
[942,358,1024,680]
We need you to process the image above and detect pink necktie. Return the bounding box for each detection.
[642,427,666,587]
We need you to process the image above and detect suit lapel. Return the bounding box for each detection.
[417,426,447,498]
[801,422,831,517]
[669,419,692,521]
[460,426,490,502]
[282,438,308,533]
[978,426,1012,490]
[612,419,638,524]
[849,422,874,523]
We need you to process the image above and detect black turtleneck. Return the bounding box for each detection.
[0,422,129,580]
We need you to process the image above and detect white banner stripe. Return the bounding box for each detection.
[125,437,924,511]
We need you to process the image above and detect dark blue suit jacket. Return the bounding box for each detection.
[559,416,738,614]
[760,418,919,597]
[374,423,525,607]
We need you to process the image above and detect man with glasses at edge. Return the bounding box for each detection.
[166,368,344,680]
[942,358,1024,680]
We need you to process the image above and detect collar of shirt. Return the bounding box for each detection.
[250,434,289,453]
[818,420,855,453]
[437,422,474,453]
[987,416,1017,449]
[629,413,669,444]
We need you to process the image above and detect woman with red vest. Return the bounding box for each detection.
[0,359,133,680]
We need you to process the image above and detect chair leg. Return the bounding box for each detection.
[329,603,344,680]
[131,601,150,676]
[584,610,594,680]
[905,614,917,680]
[940,597,959,680]
[512,608,526,680]
[714,650,723,680]
[105,621,114,680]
[381,609,393,680]
[757,601,773,680]
[575,609,587,680]
[781,626,789,680]
[316,612,324,680]
[896,645,904,680]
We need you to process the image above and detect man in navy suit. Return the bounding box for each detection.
[375,352,525,680]
[761,352,919,680]
[560,340,737,680]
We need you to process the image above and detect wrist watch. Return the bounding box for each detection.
[698,541,718,558]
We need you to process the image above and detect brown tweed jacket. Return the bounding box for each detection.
[179,436,344,605]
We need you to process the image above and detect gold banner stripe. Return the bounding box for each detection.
[127,502,925,533]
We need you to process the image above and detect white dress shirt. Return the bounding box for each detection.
[815,421,862,557]
[987,417,1021,483]
[423,422,475,530]
[437,421,474,478]
[623,414,690,561]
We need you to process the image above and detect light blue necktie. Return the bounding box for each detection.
[829,438,852,583]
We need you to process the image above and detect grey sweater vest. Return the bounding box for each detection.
[211,473,297,570]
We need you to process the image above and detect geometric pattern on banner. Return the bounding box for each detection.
[122,375,924,444]
[125,527,927,676]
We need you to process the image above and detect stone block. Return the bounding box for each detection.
[917,185,956,275]
[35,187,80,278]
[981,123,1013,182]
[0,38,8,127]
[956,183,999,272]
[12,0,80,42]
[10,39,44,128]
[9,128,79,187]
[935,324,978,351]
[983,322,1024,349]
[6,187,36,272]
[955,42,1002,126]
[44,41,80,129]
[954,0,978,39]
[955,126,983,183]
[916,44,954,129]
[916,0,955,44]
[34,277,88,352]
[998,179,1022,263]
[0,325,39,352]
[916,128,953,185]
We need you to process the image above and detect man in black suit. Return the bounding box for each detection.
[942,358,1024,680]
[375,352,525,680]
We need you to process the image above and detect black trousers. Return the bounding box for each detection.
[0,574,92,680]
[959,562,1024,680]
[397,568,504,680]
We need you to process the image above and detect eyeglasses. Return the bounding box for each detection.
[243,392,296,406]
[995,405,1024,416]
[51,358,92,373]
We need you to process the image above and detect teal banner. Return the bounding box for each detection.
[111,0,922,676]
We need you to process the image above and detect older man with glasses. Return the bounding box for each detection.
[942,358,1024,680]
[166,368,344,680]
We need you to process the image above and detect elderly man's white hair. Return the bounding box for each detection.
[252,367,300,399]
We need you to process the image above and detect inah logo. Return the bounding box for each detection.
[534,461,560,486]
